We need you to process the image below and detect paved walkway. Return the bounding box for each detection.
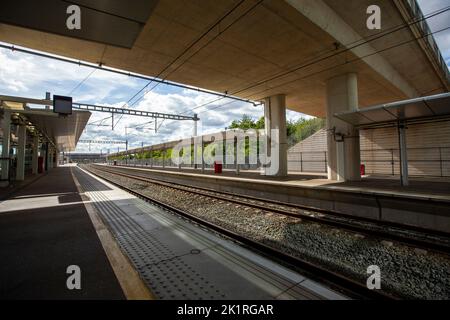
[0,167,124,299]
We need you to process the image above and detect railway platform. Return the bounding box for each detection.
[103,164,450,234]
[0,165,347,300]
[0,166,125,299]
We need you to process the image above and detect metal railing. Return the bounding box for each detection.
[360,146,450,177]
[109,145,450,178]
[287,147,450,177]
[288,151,328,173]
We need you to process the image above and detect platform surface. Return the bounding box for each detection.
[0,165,347,300]
[111,164,450,201]
[75,166,347,300]
[0,167,124,299]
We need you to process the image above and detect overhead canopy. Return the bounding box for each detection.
[0,0,448,117]
[1,95,91,151]
[25,109,90,151]
[334,92,450,128]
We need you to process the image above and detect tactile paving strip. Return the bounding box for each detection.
[74,169,226,299]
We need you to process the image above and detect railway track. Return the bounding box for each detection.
[82,164,407,299]
[89,164,450,255]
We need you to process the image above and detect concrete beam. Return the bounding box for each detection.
[285,0,418,98]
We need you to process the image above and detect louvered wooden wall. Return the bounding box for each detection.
[288,121,450,177]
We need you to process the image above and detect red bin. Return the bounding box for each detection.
[360,164,365,176]
[214,161,222,174]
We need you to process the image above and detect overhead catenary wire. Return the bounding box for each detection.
[200,25,450,115]
[153,5,450,134]
[143,0,266,132]
[1,4,447,133]
[0,44,257,108]
[180,6,450,116]
[112,0,253,128]
[120,18,449,148]
[148,3,450,120]
[66,68,97,96]
[126,0,266,111]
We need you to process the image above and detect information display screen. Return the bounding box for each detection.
[53,95,72,115]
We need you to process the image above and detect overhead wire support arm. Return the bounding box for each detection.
[72,102,198,121]
[78,139,127,145]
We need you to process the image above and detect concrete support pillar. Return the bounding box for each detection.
[55,151,59,168]
[45,145,53,171]
[32,135,39,174]
[193,116,198,169]
[201,137,205,174]
[398,122,409,186]
[1,110,11,186]
[264,94,287,176]
[50,149,54,169]
[150,147,153,168]
[326,73,361,181]
[16,125,26,181]
[44,142,48,171]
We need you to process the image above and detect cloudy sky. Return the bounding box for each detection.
[0,0,449,153]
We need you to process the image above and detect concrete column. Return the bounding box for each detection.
[193,116,198,169]
[50,149,54,169]
[16,125,26,181]
[264,94,287,176]
[201,137,205,173]
[326,73,361,181]
[32,135,39,174]
[398,122,409,186]
[45,145,53,171]
[55,151,59,168]
[150,147,153,168]
[1,110,11,186]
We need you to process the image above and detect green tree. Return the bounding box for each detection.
[228,115,325,146]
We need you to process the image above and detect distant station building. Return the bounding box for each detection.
[67,153,107,164]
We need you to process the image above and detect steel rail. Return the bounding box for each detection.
[92,164,450,255]
[82,164,395,300]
